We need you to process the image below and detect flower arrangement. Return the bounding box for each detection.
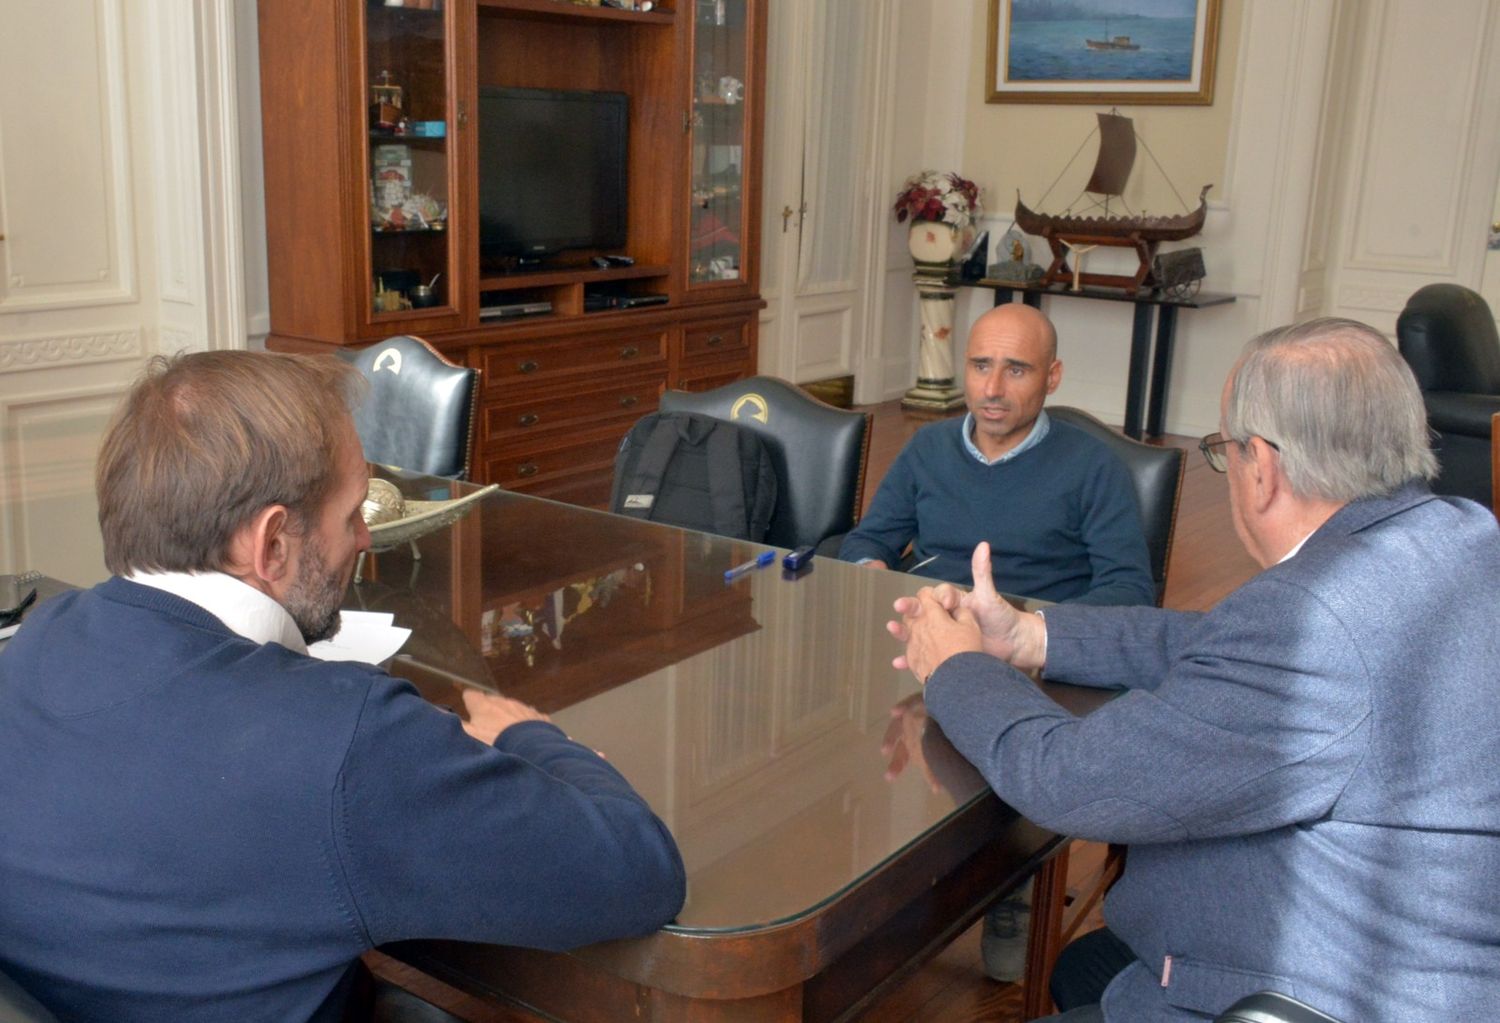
[892,170,983,232]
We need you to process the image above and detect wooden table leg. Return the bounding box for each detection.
[1021,845,1070,1020]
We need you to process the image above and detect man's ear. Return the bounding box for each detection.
[1046,358,1063,395]
[225,504,294,590]
[1246,436,1283,511]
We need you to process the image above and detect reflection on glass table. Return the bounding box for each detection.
[359,477,1112,1020]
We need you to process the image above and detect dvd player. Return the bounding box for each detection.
[480,300,552,319]
[584,293,670,312]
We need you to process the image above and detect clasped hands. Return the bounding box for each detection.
[885,542,1047,685]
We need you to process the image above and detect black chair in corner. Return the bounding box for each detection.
[339,336,479,480]
[0,966,59,1023]
[1048,405,1186,607]
[1214,990,1346,1023]
[658,376,873,552]
[1395,283,1500,505]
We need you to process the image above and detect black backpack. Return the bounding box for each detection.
[610,412,777,542]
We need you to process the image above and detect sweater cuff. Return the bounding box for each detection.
[491,718,571,754]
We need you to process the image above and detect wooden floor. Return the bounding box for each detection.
[371,398,1262,1022]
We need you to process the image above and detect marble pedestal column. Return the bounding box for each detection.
[902,221,968,411]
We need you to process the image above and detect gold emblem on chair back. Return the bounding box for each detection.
[729,393,769,424]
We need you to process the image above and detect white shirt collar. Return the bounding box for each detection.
[1277,532,1314,565]
[961,409,1051,466]
[126,570,308,654]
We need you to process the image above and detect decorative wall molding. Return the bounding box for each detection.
[1342,1,1500,278]
[1298,284,1327,318]
[198,0,251,350]
[157,326,198,354]
[1335,283,1416,315]
[0,0,138,313]
[0,329,143,374]
[0,381,131,580]
[144,3,201,308]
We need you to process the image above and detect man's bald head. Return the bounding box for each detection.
[968,303,1057,365]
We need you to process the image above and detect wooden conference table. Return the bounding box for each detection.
[356,477,1112,1021]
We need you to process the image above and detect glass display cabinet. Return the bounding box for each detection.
[257,0,765,504]
[363,1,457,322]
[688,0,754,292]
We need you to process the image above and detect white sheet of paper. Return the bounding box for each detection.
[307,610,410,664]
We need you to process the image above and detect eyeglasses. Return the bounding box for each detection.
[1199,432,1280,473]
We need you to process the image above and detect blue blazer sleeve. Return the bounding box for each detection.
[925,582,1371,845]
[333,681,686,949]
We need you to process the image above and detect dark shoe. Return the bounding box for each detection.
[980,883,1033,982]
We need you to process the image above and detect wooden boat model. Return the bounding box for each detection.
[1015,112,1210,293]
[1014,190,1208,243]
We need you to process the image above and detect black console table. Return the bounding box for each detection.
[959,279,1236,439]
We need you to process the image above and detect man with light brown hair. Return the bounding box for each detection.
[0,350,685,1023]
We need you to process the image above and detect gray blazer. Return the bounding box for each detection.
[925,482,1500,1020]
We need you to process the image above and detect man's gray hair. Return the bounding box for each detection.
[1225,317,1436,502]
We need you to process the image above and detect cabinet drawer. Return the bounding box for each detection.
[673,359,753,394]
[483,427,630,489]
[682,319,750,361]
[483,375,662,441]
[481,331,668,390]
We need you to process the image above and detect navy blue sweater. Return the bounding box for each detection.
[839,418,1154,605]
[0,579,685,1022]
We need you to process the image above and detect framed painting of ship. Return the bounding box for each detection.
[987,0,1221,105]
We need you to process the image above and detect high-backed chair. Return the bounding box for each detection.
[0,967,59,1023]
[1395,283,1500,505]
[1020,406,1185,1019]
[1047,405,1186,606]
[657,376,872,551]
[339,336,479,480]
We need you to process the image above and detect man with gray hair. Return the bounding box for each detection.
[888,318,1500,1021]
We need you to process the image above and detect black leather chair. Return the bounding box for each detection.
[0,967,59,1023]
[658,376,872,551]
[1395,283,1500,505]
[1214,990,1346,1023]
[339,336,479,480]
[1048,405,1185,606]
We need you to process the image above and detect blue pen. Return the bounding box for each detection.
[724,550,776,582]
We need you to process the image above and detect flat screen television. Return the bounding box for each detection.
[477,86,628,265]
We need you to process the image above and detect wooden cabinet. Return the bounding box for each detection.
[255,0,766,503]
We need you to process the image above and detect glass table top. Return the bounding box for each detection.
[360,478,1102,935]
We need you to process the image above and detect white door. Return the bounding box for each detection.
[759,0,885,387]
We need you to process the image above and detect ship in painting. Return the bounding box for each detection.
[1085,22,1140,50]
[1013,111,1210,292]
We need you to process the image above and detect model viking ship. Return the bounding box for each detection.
[1014,111,1209,294]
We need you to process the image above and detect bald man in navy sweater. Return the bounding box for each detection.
[840,304,1153,607]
